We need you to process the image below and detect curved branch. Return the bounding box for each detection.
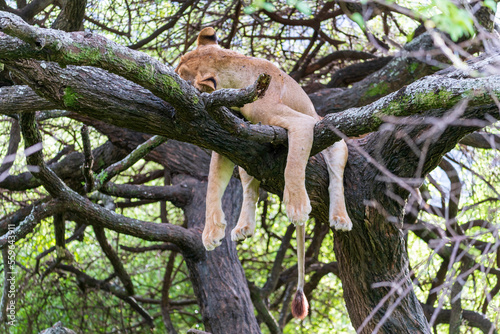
[1,14,498,163]
[0,141,128,192]
[94,135,168,188]
[261,2,339,29]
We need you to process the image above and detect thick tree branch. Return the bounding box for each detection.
[100,182,192,207]
[421,303,497,334]
[1,21,498,169]
[0,85,56,116]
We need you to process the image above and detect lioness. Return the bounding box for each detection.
[176,27,352,320]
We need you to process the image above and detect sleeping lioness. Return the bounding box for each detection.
[176,27,352,319]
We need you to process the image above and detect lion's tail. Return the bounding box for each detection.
[291,224,309,320]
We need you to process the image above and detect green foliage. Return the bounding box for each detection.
[244,0,276,14]
[484,0,498,12]
[350,12,366,31]
[426,0,475,41]
[286,0,312,16]
[244,0,312,15]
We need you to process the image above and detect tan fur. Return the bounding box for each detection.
[176,28,352,318]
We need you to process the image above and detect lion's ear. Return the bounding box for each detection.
[197,27,218,47]
[195,73,217,92]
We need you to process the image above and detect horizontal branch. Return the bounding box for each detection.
[1,24,498,160]
[0,85,56,115]
[119,243,181,253]
[100,182,192,207]
[421,303,497,334]
[313,61,500,154]
[0,10,498,209]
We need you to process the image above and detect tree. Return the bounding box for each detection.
[0,0,499,333]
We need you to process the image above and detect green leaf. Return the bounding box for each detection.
[484,0,497,12]
[351,12,365,30]
[262,2,276,12]
[429,0,475,41]
[296,1,312,15]
[243,6,257,14]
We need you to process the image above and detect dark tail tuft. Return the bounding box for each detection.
[291,289,309,320]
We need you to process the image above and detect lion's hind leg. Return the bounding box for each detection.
[231,167,260,241]
[203,151,234,250]
[322,139,352,231]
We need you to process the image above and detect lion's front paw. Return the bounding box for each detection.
[284,187,311,225]
[202,226,226,250]
[203,210,227,251]
[231,224,255,241]
[330,214,352,231]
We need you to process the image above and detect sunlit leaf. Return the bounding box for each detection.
[295,1,311,15]
[350,12,365,30]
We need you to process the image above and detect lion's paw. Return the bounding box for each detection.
[202,227,226,250]
[330,215,352,231]
[284,187,311,225]
[231,225,254,242]
[203,210,227,251]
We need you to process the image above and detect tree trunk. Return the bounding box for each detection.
[336,144,431,333]
[182,177,261,334]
